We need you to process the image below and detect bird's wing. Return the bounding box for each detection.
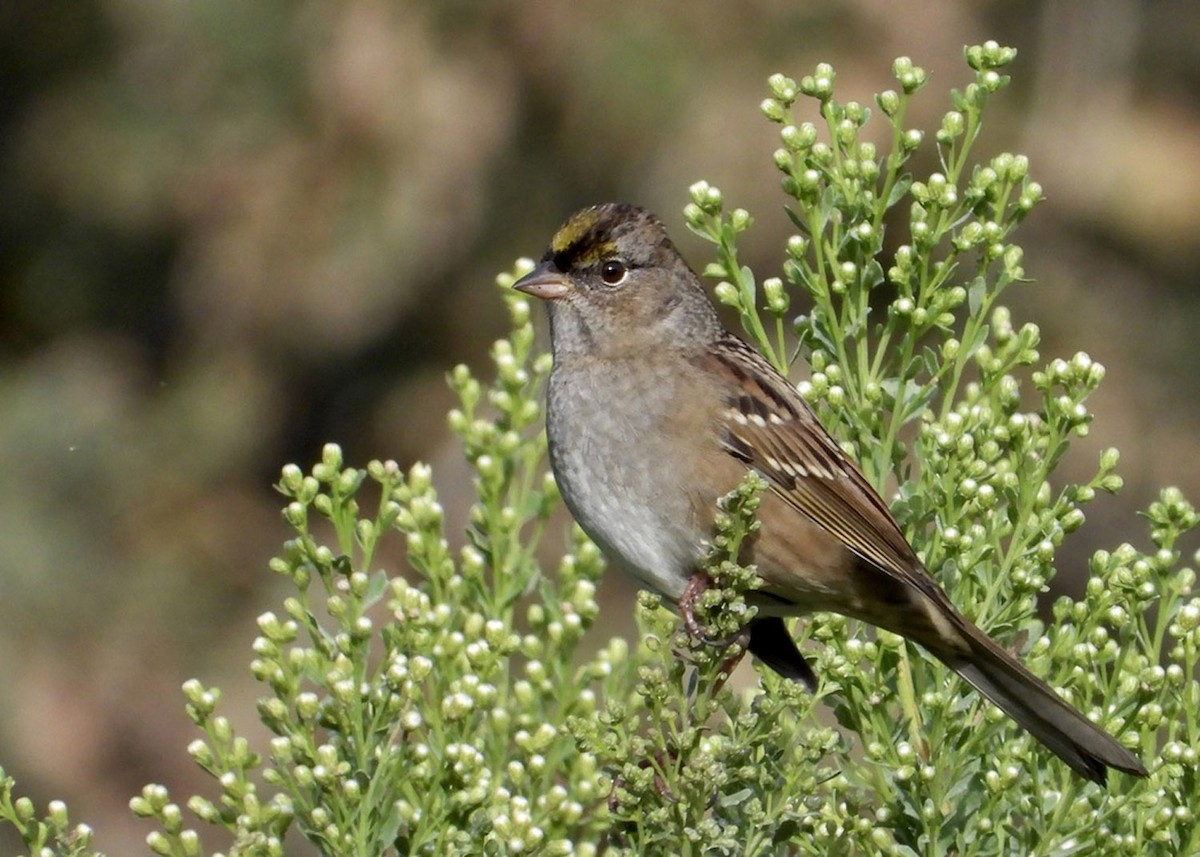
[700,333,939,601]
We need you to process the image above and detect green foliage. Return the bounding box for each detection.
[131,289,614,856]
[0,769,96,856]
[1,40,1197,857]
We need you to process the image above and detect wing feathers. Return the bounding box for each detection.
[705,335,919,587]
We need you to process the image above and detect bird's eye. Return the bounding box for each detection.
[600,260,627,285]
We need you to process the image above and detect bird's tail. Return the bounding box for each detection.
[931,619,1147,785]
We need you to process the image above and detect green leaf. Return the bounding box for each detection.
[886,173,914,209]
[919,346,940,378]
[784,204,807,232]
[960,320,989,361]
[864,258,886,289]
[719,788,754,808]
[738,265,758,302]
[966,275,987,316]
[818,184,838,222]
[363,569,391,608]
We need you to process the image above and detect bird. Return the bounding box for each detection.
[512,201,1148,786]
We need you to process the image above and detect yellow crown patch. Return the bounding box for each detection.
[550,208,601,253]
[550,208,619,267]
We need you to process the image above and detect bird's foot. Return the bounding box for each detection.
[679,572,749,648]
[679,572,751,692]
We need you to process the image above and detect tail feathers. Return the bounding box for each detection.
[748,617,818,691]
[939,624,1147,785]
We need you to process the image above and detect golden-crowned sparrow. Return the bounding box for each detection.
[514,202,1147,785]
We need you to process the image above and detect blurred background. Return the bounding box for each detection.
[1,0,1198,851]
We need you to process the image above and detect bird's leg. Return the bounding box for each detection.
[679,572,751,648]
[678,572,712,642]
[679,572,751,693]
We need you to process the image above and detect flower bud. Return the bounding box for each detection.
[763,277,789,314]
[760,98,787,123]
[713,282,739,307]
[767,73,798,103]
[876,89,900,116]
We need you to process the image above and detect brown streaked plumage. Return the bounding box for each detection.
[514,202,1148,785]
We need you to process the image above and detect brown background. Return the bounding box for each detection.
[1,1,1198,852]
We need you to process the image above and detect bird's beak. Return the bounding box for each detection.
[513,262,570,301]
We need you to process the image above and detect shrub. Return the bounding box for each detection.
[5,41,1197,857]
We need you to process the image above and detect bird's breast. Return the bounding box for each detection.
[545,358,711,602]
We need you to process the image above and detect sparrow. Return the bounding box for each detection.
[513,202,1147,785]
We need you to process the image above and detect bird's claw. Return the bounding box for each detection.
[679,572,748,647]
[679,572,751,692]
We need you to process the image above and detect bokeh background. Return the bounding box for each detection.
[2,0,1198,852]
